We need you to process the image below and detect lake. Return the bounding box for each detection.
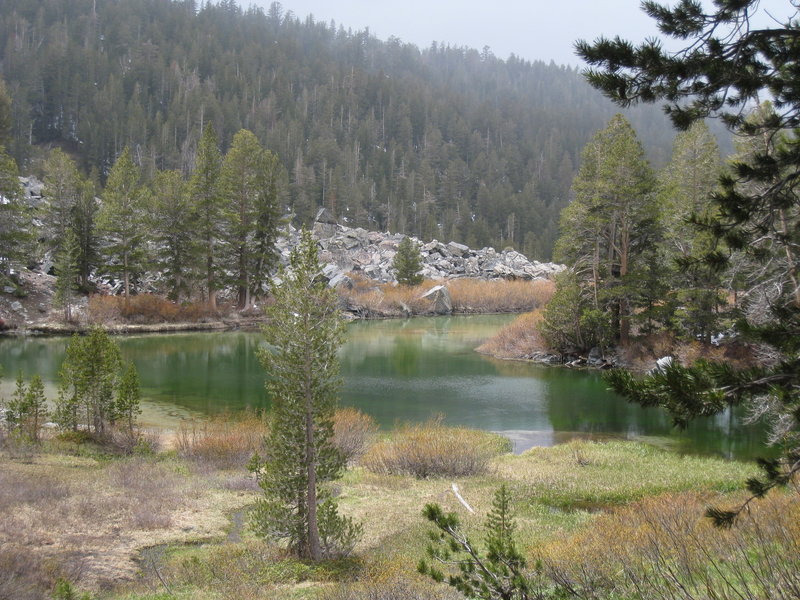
[0,315,769,457]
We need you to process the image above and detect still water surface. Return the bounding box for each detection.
[0,315,767,457]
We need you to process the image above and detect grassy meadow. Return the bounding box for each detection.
[3,414,794,600]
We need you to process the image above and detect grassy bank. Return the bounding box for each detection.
[2,415,784,600]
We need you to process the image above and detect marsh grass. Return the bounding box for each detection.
[496,441,757,509]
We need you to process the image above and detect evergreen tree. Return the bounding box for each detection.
[419,485,532,600]
[55,328,124,436]
[393,236,424,286]
[657,121,724,342]
[249,229,360,560]
[0,146,31,281]
[554,114,657,347]
[220,129,282,308]
[54,229,80,323]
[150,170,193,301]
[114,361,141,435]
[73,178,98,290]
[0,78,10,148]
[43,148,82,255]
[579,0,800,522]
[97,147,147,299]
[190,123,224,311]
[5,372,47,441]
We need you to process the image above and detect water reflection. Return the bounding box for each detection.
[0,316,771,459]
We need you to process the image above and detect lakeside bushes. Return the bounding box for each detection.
[362,419,510,478]
[88,294,218,324]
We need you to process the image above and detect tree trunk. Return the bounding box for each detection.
[123,251,130,300]
[304,347,322,561]
[619,222,630,346]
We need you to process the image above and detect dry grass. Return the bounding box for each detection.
[541,490,800,600]
[338,274,555,317]
[88,294,219,325]
[334,407,379,464]
[449,278,554,313]
[175,410,267,470]
[476,310,548,358]
[0,452,255,591]
[362,419,509,478]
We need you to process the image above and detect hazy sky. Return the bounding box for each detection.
[245,0,795,66]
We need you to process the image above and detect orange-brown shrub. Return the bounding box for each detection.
[362,418,509,478]
[88,294,218,324]
[333,407,379,464]
[476,310,548,358]
[175,411,267,469]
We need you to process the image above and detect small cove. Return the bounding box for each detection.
[0,315,768,457]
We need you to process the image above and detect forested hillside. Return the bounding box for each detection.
[0,0,682,259]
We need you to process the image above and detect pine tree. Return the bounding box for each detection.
[579,0,800,523]
[43,148,81,255]
[97,147,147,299]
[393,236,424,286]
[55,328,123,436]
[150,170,193,301]
[23,375,47,442]
[0,146,32,282]
[190,123,224,311]
[657,121,724,342]
[114,361,141,435]
[220,129,281,308]
[249,228,360,560]
[554,114,657,347]
[419,485,531,600]
[73,177,98,291]
[5,372,47,441]
[54,229,80,323]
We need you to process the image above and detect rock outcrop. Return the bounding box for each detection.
[275,220,564,287]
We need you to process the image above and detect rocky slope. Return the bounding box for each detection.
[281,209,565,287]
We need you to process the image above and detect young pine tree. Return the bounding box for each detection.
[114,361,141,435]
[55,328,123,436]
[393,236,424,286]
[419,485,531,600]
[249,229,361,560]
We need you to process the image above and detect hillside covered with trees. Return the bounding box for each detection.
[0,0,685,260]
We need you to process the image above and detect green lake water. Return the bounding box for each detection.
[0,315,769,457]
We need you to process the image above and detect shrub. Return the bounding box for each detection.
[175,411,267,469]
[334,407,379,464]
[362,419,509,478]
[88,293,218,324]
[541,491,800,600]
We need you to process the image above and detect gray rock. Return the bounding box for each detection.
[420,285,453,314]
[10,301,24,312]
[447,241,469,256]
[3,286,14,294]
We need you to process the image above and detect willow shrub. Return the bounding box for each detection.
[362,419,510,478]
